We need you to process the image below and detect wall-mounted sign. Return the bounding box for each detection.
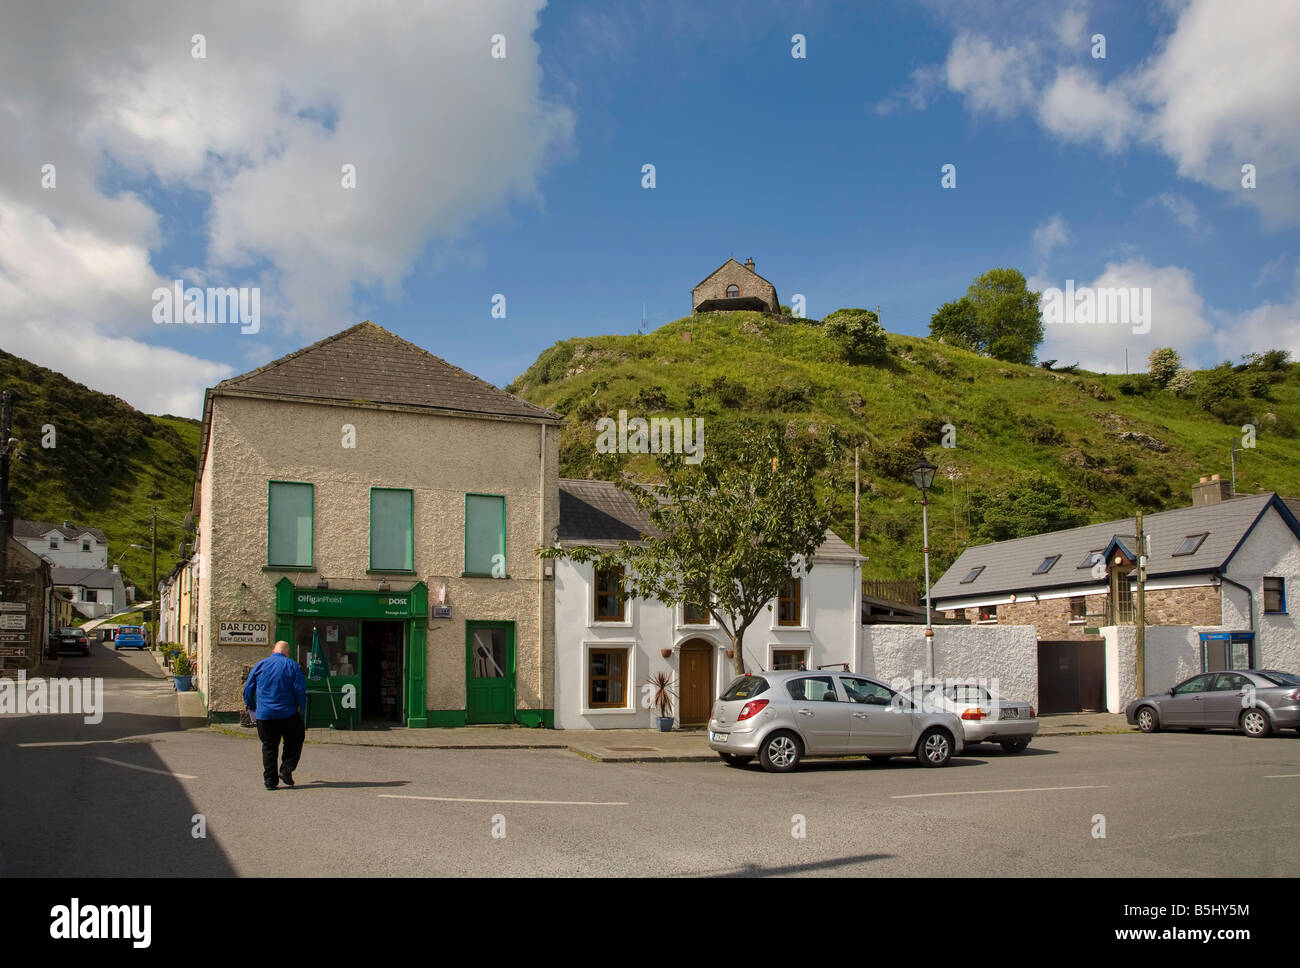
[0,645,27,658]
[0,631,28,643]
[432,605,451,619]
[218,621,270,646]
[0,602,25,612]
[0,613,27,631]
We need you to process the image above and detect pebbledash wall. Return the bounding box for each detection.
[553,552,861,729]
[196,394,558,726]
[858,624,1038,704]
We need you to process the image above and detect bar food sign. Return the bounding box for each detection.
[218,621,270,646]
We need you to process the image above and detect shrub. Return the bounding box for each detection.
[172,652,191,676]
[1166,368,1197,396]
[635,385,669,410]
[1148,347,1181,387]
[824,308,889,364]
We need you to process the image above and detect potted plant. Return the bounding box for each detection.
[659,647,673,659]
[172,652,193,692]
[647,671,677,731]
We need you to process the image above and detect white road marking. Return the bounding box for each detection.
[891,784,1108,799]
[379,794,628,806]
[96,757,196,779]
[19,740,119,748]
[1264,773,1300,779]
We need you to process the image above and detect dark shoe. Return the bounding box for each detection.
[279,770,294,787]
[265,782,278,790]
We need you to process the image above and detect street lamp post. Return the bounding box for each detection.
[910,457,938,679]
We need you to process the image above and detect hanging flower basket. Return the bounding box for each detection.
[660,647,673,658]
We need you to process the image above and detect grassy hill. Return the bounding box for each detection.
[509,311,1300,586]
[0,349,199,596]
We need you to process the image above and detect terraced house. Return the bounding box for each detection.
[191,322,561,727]
[932,477,1300,715]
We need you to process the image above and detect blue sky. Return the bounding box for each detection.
[2,0,1297,416]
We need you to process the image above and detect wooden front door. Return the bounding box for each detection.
[679,641,714,725]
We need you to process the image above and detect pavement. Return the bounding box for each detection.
[208,710,1134,762]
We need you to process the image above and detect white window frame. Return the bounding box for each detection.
[579,640,638,716]
[766,644,808,671]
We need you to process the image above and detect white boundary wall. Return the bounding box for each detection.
[859,624,1038,703]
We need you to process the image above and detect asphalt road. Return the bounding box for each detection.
[3,641,1299,877]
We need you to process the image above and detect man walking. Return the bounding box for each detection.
[243,640,307,790]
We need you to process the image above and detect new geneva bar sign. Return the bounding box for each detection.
[218,621,270,646]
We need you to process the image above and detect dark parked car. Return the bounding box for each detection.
[55,627,91,656]
[1126,670,1300,737]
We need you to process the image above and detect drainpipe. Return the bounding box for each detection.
[538,423,547,725]
[1217,573,1254,630]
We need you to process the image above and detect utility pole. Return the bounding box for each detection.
[853,445,860,554]
[0,391,14,600]
[1135,512,1146,697]
[151,506,158,648]
[1230,438,1238,496]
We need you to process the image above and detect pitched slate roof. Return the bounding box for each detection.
[14,519,108,542]
[557,478,859,560]
[931,492,1296,602]
[213,321,560,422]
[51,567,124,589]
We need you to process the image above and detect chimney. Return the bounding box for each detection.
[744,257,755,272]
[63,520,72,529]
[1192,474,1232,506]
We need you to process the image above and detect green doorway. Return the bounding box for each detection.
[466,622,515,724]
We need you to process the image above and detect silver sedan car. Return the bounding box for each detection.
[1126,669,1300,737]
[708,670,965,773]
[901,681,1039,753]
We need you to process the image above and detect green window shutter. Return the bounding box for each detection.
[465,494,505,575]
[371,488,414,571]
[268,482,313,567]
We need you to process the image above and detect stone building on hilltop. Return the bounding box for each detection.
[691,257,780,315]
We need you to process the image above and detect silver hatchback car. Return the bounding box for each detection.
[708,670,966,773]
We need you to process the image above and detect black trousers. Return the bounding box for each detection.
[256,713,304,786]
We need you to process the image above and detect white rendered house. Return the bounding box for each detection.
[552,478,863,729]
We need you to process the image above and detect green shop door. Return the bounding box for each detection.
[466,622,515,724]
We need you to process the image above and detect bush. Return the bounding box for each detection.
[1148,347,1181,387]
[172,652,191,676]
[710,375,748,408]
[1166,368,1197,396]
[824,308,889,364]
[635,385,669,411]
[1243,349,1291,372]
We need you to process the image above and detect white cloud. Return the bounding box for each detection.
[2,320,233,418]
[1032,213,1070,259]
[1038,259,1213,371]
[944,34,1038,119]
[0,0,573,414]
[1147,192,1203,232]
[1037,67,1137,153]
[883,0,1300,219]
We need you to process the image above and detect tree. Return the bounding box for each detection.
[823,308,889,364]
[964,267,1043,365]
[1148,347,1181,387]
[968,475,1088,543]
[539,429,835,676]
[928,297,981,352]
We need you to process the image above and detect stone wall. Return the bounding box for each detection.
[947,586,1220,637]
[692,261,778,312]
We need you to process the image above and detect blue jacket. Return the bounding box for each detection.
[243,652,306,720]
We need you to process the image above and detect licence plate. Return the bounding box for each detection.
[1002,708,1019,719]
[711,732,729,742]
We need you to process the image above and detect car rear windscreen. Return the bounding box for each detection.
[721,677,768,701]
[1258,670,1300,687]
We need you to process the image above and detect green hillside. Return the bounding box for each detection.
[510,312,1300,586]
[0,349,199,596]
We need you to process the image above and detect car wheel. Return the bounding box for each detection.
[1240,708,1272,738]
[868,755,893,763]
[1000,740,1029,753]
[1135,706,1159,733]
[917,728,954,767]
[758,731,802,773]
[718,752,754,767]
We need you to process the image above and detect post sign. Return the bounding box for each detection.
[218,621,270,646]
[432,605,451,619]
[0,645,27,658]
[292,591,413,619]
[0,602,25,612]
[0,613,27,631]
[0,631,28,643]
